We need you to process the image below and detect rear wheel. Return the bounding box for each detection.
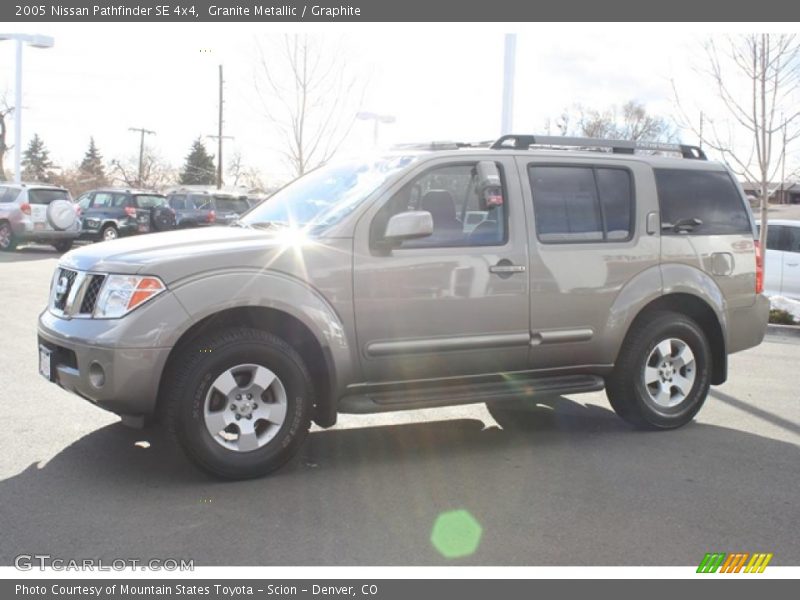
[164,327,313,479]
[53,240,73,253]
[606,311,711,429]
[100,224,118,242]
[0,222,17,251]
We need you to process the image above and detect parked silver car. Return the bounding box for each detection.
[0,183,80,252]
[37,135,769,479]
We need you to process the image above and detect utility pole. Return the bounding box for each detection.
[206,64,232,189]
[500,33,517,136]
[128,126,155,187]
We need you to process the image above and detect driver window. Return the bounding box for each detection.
[372,162,507,248]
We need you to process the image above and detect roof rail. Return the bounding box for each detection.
[490,134,707,160]
[391,140,493,151]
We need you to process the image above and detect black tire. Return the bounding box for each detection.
[100,224,118,242]
[163,327,313,479]
[606,311,711,429]
[53,240,73,253]
[0,222,17,251]
[150,206,176,232]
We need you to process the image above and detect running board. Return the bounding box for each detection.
[338,374,605,414]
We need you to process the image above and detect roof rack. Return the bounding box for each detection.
[490,134,707,160]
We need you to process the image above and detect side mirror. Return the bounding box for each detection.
[384,210,433,243]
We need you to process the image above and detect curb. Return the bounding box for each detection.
[766,323,800,340]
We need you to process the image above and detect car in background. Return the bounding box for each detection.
[166,190,252,228]
[76,189,176,242]
[0,183,80,252]
[758,219,800,300]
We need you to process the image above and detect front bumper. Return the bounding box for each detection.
[37,292,189,417]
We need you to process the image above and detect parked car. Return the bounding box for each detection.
[76,189,176,242]
[38,134,768,479]
[166,190,251,228]
[757,219,800,300]
[0,183,79,252]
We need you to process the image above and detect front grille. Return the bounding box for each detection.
[51,269,106,317]
[80,275,106,314]
[53,268,77,310]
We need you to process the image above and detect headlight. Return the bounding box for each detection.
[94,275,166,318]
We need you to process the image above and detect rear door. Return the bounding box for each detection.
[28,188,70,231]
[781,225,800,299]
[520,158,660,369]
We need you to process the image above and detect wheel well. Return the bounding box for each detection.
[157,306,333,427]
[629,293,727,385]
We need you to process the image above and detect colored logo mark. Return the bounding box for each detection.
[697,552,773,573]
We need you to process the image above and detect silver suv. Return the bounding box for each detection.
[0,183,79,252]
[37,135,769,479]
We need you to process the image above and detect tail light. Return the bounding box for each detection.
[20,203,31,215]
[124,206,137,218]
[207,210,216,223]
[754,239,764,294]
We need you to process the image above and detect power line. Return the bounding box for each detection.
[206,64,232,189]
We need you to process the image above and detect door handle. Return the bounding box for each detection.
[787,262,799,267]
[489,262,526,275]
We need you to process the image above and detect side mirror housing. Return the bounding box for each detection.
[384,210,433,243]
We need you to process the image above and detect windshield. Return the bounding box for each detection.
[241,155,418,233]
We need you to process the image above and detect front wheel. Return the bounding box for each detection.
[0,222,17,251]
[100,224,118,242]
[164,327,313,479]
[606,311,712,429]
[53,240,73,253]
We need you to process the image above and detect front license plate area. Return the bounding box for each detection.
[39,346,53,381]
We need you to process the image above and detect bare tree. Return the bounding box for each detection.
[111,147,175,190]
[227,150,244,187]
[0,94,14,181]
[674,34,800,250]
[255,34,363,177]
[558,101,676,142]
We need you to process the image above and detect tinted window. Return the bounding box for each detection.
[786,226,800,253]
[92,193,128,208]
[135,195,167,208]
[169,195,186,210]
[28,189,69,204]
[529,166,633,243]
[373,162,508,248]
[190,195,212,210]
[655,169,751,235]
[214,196,250,213]
[759,225,786,251]
[0,187,20,203]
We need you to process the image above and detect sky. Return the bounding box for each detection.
[0,23,794,185]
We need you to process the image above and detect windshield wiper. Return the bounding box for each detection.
[231,220,251,228]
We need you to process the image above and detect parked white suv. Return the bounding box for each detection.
[758,219,800,300]
[0,183,80,252]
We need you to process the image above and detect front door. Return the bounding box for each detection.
[352,156,530,383]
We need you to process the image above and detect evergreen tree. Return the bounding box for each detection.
[21,134,54,183]
[179,138,216,185]
[78,137,108,186]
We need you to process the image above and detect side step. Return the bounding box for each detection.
[338,374,605,414]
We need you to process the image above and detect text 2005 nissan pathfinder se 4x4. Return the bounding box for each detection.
[38,135,769,479]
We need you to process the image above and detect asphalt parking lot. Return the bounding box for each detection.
[0,244,798,567]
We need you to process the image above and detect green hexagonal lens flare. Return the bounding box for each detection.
[430,509,483,559]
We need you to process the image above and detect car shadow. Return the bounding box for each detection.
[0,395,797,566]
[0,242,91,263]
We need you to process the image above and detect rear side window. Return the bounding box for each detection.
[135,195,167,209]
[28,189,69,204]
[169,195,186,210]
[786,226,800,253]
[528,165,634,243]
[655,169,751,235]
[0,187,20,203]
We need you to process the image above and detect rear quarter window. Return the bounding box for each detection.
[28,189,69,205]
[0,187,20,203]
[655,169,751,235]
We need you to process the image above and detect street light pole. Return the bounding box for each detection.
[128,127,155,187]
[0,33,55,183]
[501,33,517,136]
[356,112,396,148]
